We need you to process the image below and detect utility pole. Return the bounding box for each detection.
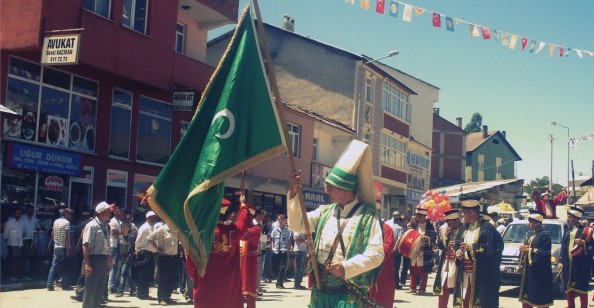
[549,134,556,192]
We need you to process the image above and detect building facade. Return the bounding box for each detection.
[465,126,521,183]
[1,0,238,227]
[431,110,466,188]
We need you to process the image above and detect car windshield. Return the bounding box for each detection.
[502,223,561,244]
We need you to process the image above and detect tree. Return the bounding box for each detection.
[464,113,483,133]
[524,176,563,200]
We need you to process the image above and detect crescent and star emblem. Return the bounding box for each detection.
[212,109,235,139]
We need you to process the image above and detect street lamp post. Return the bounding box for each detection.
[364,50,399,64]
[551,121,570,194]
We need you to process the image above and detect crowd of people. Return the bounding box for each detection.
[2,139,594,308]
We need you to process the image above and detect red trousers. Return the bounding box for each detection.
[409,265,428,292]
[438,280,452,308]
[567,291,588,308]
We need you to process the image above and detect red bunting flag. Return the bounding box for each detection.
[521,37,528,50]
[432,13,441,27]
[481,27,491,39]
[376,0,385,14]
[559,46,564,57]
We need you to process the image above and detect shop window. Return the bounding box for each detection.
[133,174,155,216]
[37,173,70,229]
[70,167,93,215]
[3,57,98,153]
[83,0,112,19]
[137,96,172,165]
[106,170,127,209]
[109,88,132,158]
[123,0,149,34]
[286,122,300,159]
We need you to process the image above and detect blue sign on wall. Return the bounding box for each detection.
[303,189,329,209]
[7,143,81,176]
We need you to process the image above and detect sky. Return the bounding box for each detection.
[209,0,594,185]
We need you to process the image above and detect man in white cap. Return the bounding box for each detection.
[408,205,435,294]
[82,202,113,308]
[453,199,503,308]
[559,205,593,308]
[287,140,384,307]
[518,210,554,308]
[135,210,158,300]
[433,209,460,308]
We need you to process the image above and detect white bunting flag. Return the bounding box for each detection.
[534,42,545,54]
[403,4,413,22]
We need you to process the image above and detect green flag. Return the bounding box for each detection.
[147,6,285,276]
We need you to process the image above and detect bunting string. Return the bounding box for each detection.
[569,132,594,148]
[349,0,594,59]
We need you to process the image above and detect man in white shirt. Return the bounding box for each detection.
[108,206,125,293]
[149,223,178,306]
[47,208,73,290]
[135,211,158,300]
[3,207,26,281]
[22,205,41,280]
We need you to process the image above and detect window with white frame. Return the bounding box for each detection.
[312,138,319,161]
[382,81,411,123]
[380,133,407,170]
[109,88,132,158]
[365,78,373,103]
[286,123,301,159]
[175,22,186,54]
[123,0,148,34]
[4,57,98,152]
[82,0,111,19]
[106,170,127,208]
[136,96,172,165]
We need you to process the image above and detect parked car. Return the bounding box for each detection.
[499,219,568,296]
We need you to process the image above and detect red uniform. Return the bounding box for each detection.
[187,206,252,308]
[241,224,262,308]
[370,223,395,307]
[533,190,567,219]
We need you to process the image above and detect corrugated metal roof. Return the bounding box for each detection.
[435,179,524,200]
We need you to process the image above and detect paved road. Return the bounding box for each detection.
[0,274,575,307]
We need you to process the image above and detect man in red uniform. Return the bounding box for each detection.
[532,186,567,219]
[370,212,395,308]
[187,197,254,308]
[241,199,262,308]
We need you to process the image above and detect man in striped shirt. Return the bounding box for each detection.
[47,208,73,290]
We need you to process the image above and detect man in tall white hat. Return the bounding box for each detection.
[433,209,460,308]
[453,199,503,308]
[559,205,593,308]
[287,140,384,308]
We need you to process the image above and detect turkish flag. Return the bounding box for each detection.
[376,0,385,14]
[559,46,564,57]
[521,37,528,50]
[481,27,491,39]
[432,13,441,27]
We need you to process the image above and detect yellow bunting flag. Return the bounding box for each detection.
[509,35,518,49]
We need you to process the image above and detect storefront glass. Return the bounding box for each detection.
[137,96,171,165]
[3,57,98,153]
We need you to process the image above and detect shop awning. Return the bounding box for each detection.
[0,104,17,114]
[434,179,524,202]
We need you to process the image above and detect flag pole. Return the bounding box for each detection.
[251,0,322,290]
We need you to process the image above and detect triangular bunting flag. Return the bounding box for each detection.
[415,8,425,16]
[576,49,583,58]
[469,24,480,37]
[403,4,413,22]
[535,42,545,54]
[509,35,518,49]
[549,44,555,57]
[455,18,462,24]
[501,33,509,46]
[492,30,499,41]
[361,0,370,10]
[345,0,355,4]
[433,13,441,27]
[529,40,537,53]
[521,37,528,50]
[376,0,385,14]
[481,27,491,39]
[389,1,398,17]
[559,46,564,57]
[563,48,572,57]
[446,17,454,32]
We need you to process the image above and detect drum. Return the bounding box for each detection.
[397,229,423,259]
